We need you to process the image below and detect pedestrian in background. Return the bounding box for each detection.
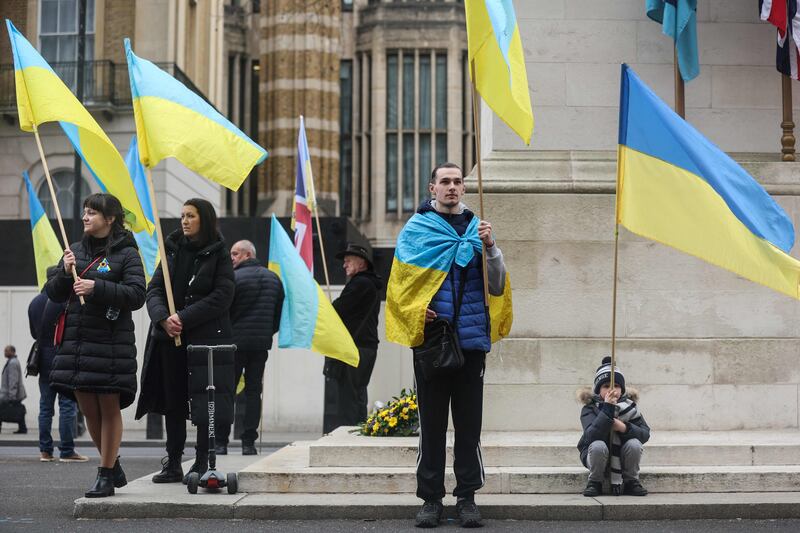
[28,275,87,462]
[323,243,382,434]
[0,345,27,434]
[216,240,283,456]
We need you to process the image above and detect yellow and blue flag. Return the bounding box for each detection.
[465,0,533,144]
[125,39,268,191]
[124,135,159,282]
[6,20,151,234]
[385,211,513,348]
[617,64,800,299]
[268,215,359,367]
[646,0,699,82]
[23,171,62,289]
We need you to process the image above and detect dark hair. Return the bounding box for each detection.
[429,162,464,185]
[83,193,127,257]
[184,198,218,246]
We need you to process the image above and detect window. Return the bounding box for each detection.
[340,60,353,216]
[386,50,448,215]
[36,170,91,219]
[39,0,95,94]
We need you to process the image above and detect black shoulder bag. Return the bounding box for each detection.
[25,341,40,377]
[412,266,468,381]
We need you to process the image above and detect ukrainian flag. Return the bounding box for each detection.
[23,171,62,289]
[617,64,800,299]
[386,211,513,348]
[6,20,151,234]
[268,215,359,367]
[124,135,159,282]
[125,39,267,191]
[465,0,533,144]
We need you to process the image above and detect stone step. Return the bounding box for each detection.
[74,492,800,521]
[309,428,800,467]
[239,441,800,494]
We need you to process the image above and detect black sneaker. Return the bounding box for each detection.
[456,498,483,528]
[215,444,228,455]
[182,455,208,485]
[242,443,258,456]
[582,480,602,497]
[623,479,648,496]
[152,455,183,484]
[415,499,443,528]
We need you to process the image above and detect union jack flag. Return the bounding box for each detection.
[291,115,315,271]
[760,0,800,79]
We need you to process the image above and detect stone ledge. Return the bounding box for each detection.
[74,491,800,521]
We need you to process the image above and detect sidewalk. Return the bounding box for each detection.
[0,428,319,448]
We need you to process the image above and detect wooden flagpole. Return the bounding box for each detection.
[609,224,620,391]
[781,74,796,161]
[469,60,491,306]
[301,115,332,300]
[309,171,332,301]
[144,167,181,346]
[674,46,685,119]
[33,127,84,305]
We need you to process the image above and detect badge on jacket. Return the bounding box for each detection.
[97,258,111,273]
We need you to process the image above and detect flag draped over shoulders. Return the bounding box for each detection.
[268,215,359,367]
[386,210,513,348]
[6,20,151,233]
[617,63,800,299]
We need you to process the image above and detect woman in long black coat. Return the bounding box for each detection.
[45,193,146,498]
[136,198,235,484]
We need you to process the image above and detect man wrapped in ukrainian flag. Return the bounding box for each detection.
[385,162,512,528]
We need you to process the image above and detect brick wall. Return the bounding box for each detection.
[1,0,29,65]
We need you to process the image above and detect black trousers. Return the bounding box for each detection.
[414,350,485,502]
[217,350,269,445]
[322,347,378,434]
[165,411,208,459]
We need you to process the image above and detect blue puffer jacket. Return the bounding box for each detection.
[420,201,490,352]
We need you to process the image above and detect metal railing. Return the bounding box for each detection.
[0,60,210,112]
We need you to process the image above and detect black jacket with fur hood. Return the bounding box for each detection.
[576,387,650,466]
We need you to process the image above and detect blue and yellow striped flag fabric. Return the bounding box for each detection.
[386,211,513,348]
[268,215,359,367]
[6,20,151,234]
[465,0,533,144]
[617,64,800,299]
[124,135,160,282]
[23,171,62,289]
[125,39,268,191]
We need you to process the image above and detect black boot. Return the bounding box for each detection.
[415,499,443,528]
[152,455,183,483]
[182,451,208,485]
[85,467,115,498]
[242,442,258,456]
[582,480,603,497]
[113,457,127,488]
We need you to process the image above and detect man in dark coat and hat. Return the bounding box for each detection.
[322,243,382,434]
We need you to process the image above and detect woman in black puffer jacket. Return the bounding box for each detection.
[45,193,145,498]
[136,198,235,485]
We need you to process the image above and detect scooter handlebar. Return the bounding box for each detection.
[186,344,238,352]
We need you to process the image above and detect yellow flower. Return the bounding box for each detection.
[384,428,389,434]
[402,407,409,415]
[372,423,380,433]
[401,413,409,420]
[380,409,389,418]
[389,417,398,428]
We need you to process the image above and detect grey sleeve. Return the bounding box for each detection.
[485,243,507,296]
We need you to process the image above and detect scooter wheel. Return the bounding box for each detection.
[226,472,238,495]
[187,472,200,494]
